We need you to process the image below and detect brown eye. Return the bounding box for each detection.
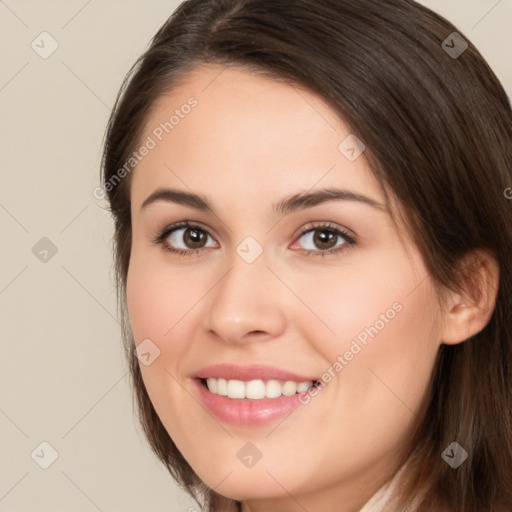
[182,227,208,249]
[297,226,350,253]
[161,224,216,253]
[312,229,338,250]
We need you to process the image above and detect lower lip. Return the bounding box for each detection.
[193,379,305,427]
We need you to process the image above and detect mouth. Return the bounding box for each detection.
[191,363,322,425]
[194,377,321,426]
[197,377,320,400]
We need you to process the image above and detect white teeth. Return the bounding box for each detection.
[296,381,312,392]
[282,381,297,396]
[206,378,217,394]
[204,378,315,399]
[266,379,282,398]
[216,378,228,396]
[246,379,266,399]
[227,380,245,399]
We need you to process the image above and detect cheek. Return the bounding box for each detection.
[287,250,420,361]
[126,255,202,345]
[294,251,441,424]
[125,256,203,428]
[315,267,441,444]
[125,254,210,419]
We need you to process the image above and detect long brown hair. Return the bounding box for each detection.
[100,1,512,510]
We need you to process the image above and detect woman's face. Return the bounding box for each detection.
[126,64,444,510]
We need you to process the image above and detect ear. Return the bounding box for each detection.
[440,248,500,345]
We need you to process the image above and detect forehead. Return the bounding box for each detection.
[130,64,385,214]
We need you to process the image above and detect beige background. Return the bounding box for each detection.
[0,1,510,511]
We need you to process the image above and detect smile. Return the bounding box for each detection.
[203,377,316,399]
[194,377,321,427]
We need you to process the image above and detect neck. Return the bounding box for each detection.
[239,458,405,512]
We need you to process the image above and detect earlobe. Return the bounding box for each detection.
[440,249,500,346]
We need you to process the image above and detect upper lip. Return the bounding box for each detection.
[192,363,317,382]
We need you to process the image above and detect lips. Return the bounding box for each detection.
[191,363,320,426]
[192,363,318,382]
[193,378,307,426]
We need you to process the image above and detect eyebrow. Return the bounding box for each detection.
[140,187,386,215]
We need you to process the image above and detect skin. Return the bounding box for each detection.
[125,64,499,512]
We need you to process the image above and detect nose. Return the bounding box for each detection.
[202,250,288,345]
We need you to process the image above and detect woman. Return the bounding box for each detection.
[100,0,512,510]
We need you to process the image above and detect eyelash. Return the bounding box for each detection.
[152,221,357,258]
